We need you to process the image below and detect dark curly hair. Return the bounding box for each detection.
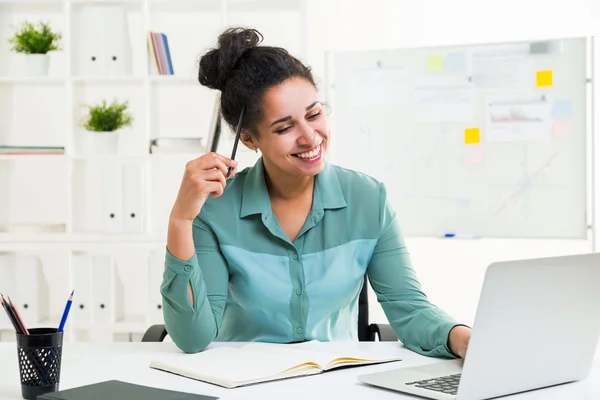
[197,27,317,138]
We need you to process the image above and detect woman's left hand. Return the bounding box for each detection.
[448,325,471,358]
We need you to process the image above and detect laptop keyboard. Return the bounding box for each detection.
[405,373,461,396]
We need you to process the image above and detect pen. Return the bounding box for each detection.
[227,105,246,178]
[57,290,74,333]
[443,233,480,239]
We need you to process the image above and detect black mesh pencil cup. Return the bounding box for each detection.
[16,328,64,400]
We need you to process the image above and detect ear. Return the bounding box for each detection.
[239,129,257,151]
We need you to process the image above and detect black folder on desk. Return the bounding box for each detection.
[37,380,218,400]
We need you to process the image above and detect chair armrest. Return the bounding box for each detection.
[368,323,398,342]
[141,324,168,342]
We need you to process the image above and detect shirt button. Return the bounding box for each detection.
[184,265,191,272]
[292,254,298,260]
[296,289,302,295]
[296,328,302,333]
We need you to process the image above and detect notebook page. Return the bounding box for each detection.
[150,345,322,385]
[251,341,402,369]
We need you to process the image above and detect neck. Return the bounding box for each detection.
[263,160,314,201]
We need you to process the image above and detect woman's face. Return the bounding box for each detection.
[246,77,330,179]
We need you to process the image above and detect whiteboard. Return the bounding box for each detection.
[327,37,591,239]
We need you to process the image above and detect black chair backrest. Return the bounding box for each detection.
[358,273,369,341]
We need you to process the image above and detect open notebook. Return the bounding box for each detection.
[149,342,402,388]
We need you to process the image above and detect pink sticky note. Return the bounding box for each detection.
[553,119,572,139]
[465,145,483,164]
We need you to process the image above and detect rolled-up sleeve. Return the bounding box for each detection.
[160,209,229,353]
[366,182,462,358]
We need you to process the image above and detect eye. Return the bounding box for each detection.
[307,112,321,120]
[275,126,292,134]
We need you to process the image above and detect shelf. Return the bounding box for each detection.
[149,75,197,84]
[0,154,66,161]
[148,0,222,12]
[70,0,142,3]
[0,77,66,84]
[71,76,145,84]
[226,0,303,12]
[0,232,165,243]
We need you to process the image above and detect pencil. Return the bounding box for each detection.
[0,294,24,334]
[227,105,246,178]
[57,290,74,333]
[7,296,28,335]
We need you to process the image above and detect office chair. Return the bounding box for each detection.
[142,274,398,342]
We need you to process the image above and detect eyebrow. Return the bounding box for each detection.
[269,101,320,127]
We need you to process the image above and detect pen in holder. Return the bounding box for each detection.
[16,327,64,400]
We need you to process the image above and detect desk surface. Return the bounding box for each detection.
[1,341,599,400]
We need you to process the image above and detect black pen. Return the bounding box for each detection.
[227,105,246,178]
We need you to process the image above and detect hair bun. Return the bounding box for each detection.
[198,27,263,91]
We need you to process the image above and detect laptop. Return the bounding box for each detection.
[358,253,600,399]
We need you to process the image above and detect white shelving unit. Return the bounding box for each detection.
[0,0,308,342]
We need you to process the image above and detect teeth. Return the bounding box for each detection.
[296,145,320,159]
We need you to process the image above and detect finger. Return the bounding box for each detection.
[213,158,229,177]
[216,153,239,168]
[227,166,239,178]
[201,169,227,189]
[208,152,238,168]
[206,181,225,198]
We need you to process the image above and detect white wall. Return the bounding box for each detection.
[303,0,600,327]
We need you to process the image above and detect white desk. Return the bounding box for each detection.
[1,341,599,400]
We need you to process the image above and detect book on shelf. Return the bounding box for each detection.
[0,146,64,155]
[149,342,402,389]
[147,31,174,75]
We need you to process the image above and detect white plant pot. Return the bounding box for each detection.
[25,54,50,76]
[94,131,119,154]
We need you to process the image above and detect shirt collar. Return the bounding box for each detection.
[239,158,347,219]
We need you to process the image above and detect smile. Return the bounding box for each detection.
[293,144,322,161]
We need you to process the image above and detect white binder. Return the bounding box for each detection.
[91,254,114,325]
[77,6,107,76]
[13,254,48,326]
[148,249,165,325]
[102,161,123,233]
[122,162,145,233]
[103,5,132,76]
[71,252,92,327]
[0,253,16,330]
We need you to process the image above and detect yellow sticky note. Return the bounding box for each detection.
[464,128,480,144]
[427,55,444,71]
[536,70,553,87]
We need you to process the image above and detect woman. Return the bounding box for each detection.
[161,27,471,357]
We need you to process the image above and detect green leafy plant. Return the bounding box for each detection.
[80,99,133,132]
[8,21,62,54]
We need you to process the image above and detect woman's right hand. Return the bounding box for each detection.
[170,152,238,222]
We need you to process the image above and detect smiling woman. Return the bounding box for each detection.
[161,26,471,358]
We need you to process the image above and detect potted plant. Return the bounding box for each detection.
[8,21,62,76]
[80,99,133,154]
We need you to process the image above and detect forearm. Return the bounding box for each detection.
[161,255,221,353]
[380,297,459,358]
[167,217,195,261]
[166,218,196,306]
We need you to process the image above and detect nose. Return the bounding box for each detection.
[297,120,319,147]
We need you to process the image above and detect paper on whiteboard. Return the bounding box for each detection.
[413,83,475,122]
[485,98,552,142]
[471,54,533,88]
[349,67,409,108]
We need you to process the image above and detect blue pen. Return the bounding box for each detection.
[443,233,480,239]
[57,290,74,333]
